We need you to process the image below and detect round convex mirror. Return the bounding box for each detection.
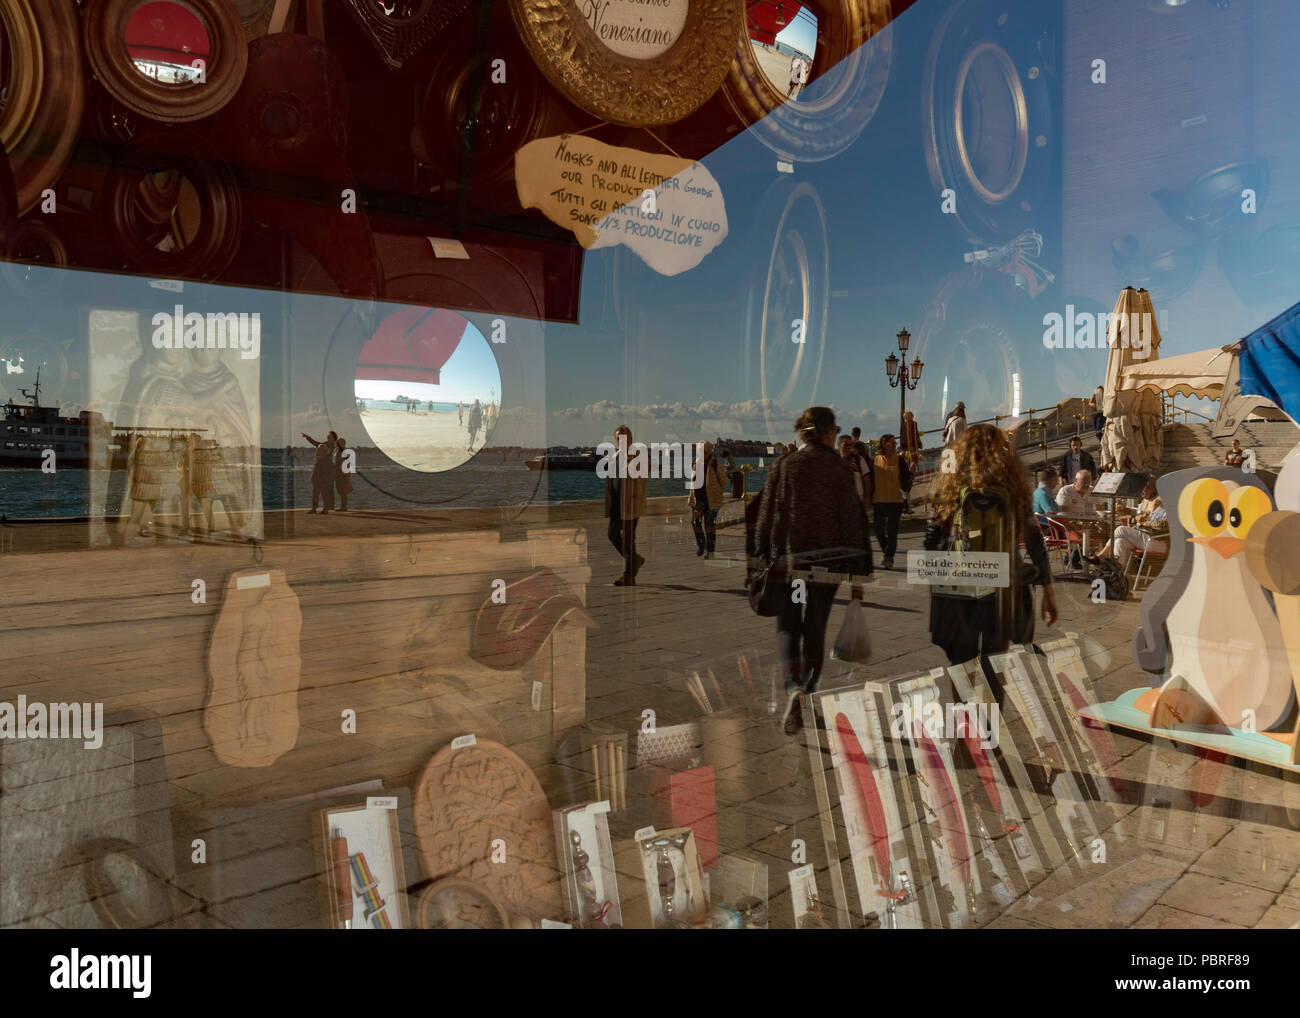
[132,169,202,252]
[124,0,211,86]
[746,0,818,102]
[354,308,503,473]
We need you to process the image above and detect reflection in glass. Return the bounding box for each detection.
[355,309,502,472]
[131,170,202,252]
[125,1,211,85]
[746,1,818,101]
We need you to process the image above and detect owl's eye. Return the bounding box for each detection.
[1181,478,1230,538]
[1227,484,1272,539]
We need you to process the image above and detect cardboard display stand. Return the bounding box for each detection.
[987,649,1110,869]
[813,683,930,929]
[946,659,1066,892]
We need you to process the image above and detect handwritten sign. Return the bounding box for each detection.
[515,134,728,276]
[580,0,688,59]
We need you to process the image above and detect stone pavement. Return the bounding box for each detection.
[578,503,1300,929]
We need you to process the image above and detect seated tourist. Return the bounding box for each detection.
[1055,469,1095,514]
[1034,467,1062,517]
[1096,478,1167,570]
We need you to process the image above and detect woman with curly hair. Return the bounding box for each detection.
[924,423,1058,664]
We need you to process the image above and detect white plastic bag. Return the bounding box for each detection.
[831,601,873,664]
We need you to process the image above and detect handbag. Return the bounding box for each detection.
[747,459,789,617]
[747,555,788,617]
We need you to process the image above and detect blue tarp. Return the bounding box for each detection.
[1238,298,1300,424]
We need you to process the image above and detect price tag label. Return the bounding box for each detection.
[451,734,477,750]
[531,681,542,711]
[235,572,270,590]
[634,825,656,843]
[366,796,398,810]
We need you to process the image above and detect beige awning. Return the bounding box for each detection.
[1120,345,1233,399]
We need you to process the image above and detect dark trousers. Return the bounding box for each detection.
[692,507,718,552]
[1093,413,1105,440]
[777,581,837,691]
[311,479,333,511]
[607,509,639,580]
[873,502,903,559]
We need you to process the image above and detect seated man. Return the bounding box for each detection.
[1055,469,1095,514]
[1034,467,1062,517]
[1097,478,1167,571]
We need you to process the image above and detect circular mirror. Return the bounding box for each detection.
[124,1,211,86]
[130,169,202,252]
[746,1,818,102]
[354,308,503,473]
[954,42,1027,205]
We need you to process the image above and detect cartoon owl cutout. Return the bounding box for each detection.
[1133,466,1295,734]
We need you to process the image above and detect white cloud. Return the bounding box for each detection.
[556,398,790,423]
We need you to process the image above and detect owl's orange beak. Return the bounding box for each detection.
[1188,535,1245,559]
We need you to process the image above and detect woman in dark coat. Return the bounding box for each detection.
[755,407,870,734]
[924,424,1057,665]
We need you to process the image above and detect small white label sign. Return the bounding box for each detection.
[451,734,478,750]
[907,550,1010,588]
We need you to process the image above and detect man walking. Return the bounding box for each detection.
[604,424,647,586]
[872,433,911,569]
[788,54,805,98]
[943,402,966,446]
[1059,435,1097,487]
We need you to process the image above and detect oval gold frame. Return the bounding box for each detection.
[103,151,242,279]
[84,0,248,124]
[920,0,1054,246]
[410,20,550,186]
[507,0,743,127]
[720,0,892,161]
[0,0,86,214]
[952,40,1027,206]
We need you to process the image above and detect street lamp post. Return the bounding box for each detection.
[884,327,923,438]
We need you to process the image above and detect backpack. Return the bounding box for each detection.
[933,486,1011,599]
[1090,555,1129,602]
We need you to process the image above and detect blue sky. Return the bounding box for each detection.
[353,320,500,405]
[774,8,817,59]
